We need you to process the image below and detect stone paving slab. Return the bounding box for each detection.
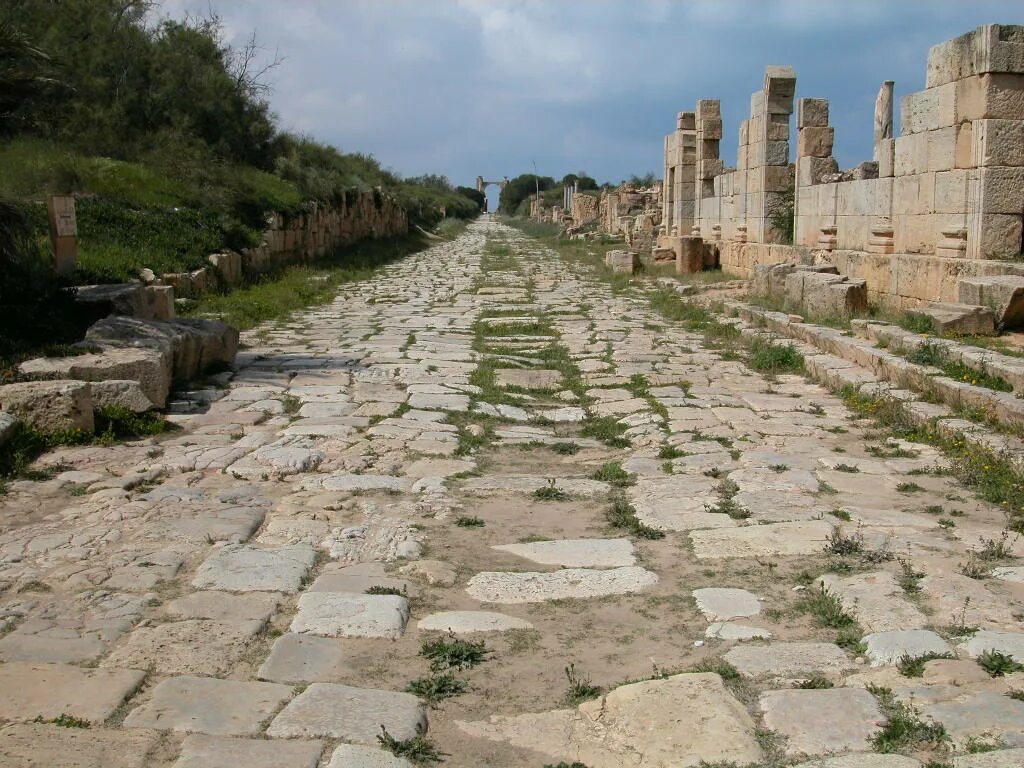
[465,566,658,604]
[864,629,953,667]
[692,587,761,621]
[456,672,762,767]
[760,688,882,756]
[418,610,533,633]
[289,592,410,639]
[257,633,352,684]
[820,571,927,632]
[961,630,1024,662]
[164,591,280,622]
[101,619,265,677]
[724,642,854,678]
[492,538,635,568]
[921,691,1024,747]
[266,683,427,743]
[0,722,161,768]
[0,662,146,723]
[953,749,1024,767]
[191,543,315,593]
[326,744,415,767]
[790,757,922,768]
[123,676,293,736]
[690,520,833,559]
[174,734,323,768]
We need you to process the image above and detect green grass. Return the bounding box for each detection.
[905,340,1013,392]
[590,461,635,487]
[551,442,580,455]
[378,725,443,765]
[564,662,602,706]
[455,516,485,528]
[605,495,665,540]
[896,652,954,677]
[868,685,948,753]
[580,416,630,448]
[186,233,429,330]
[747,337,804,375]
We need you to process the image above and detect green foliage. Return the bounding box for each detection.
[580,416,630,448]
[747,337,803,374]
[869,685,948,753]
[93,406,174,444]
[896,652,953,677]
[377,725,442,765]
[977,649,1024,677]
[455,515,485,528]
[605,495,665,540]
[405,673,466,703]
[590,461,635,487]
[533,478,570,501]
[0,421,89,479]
[499,173,556,215]
[365,585,407,596]
[420,633,489,672]
[564,662,602,706]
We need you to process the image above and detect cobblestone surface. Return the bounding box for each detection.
[2,217,1023,766]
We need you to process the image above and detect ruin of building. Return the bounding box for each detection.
[657,23,1024,324]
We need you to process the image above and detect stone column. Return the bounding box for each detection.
[872,81,894,162]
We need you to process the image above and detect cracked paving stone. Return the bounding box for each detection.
[191,543,315,593]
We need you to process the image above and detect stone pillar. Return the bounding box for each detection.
[47,195,78,275]
[694,100,722,233]
[795,97,839,248]
[676,235,704,274]
[662,111,697,240]
[753,66,797,244]
[872,81,894,162]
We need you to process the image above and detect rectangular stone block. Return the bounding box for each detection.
[926,24,1024,88]
[798,126,834,158]
[701,118,723,140]
[696,99,720,120]
[797,98,829,128]
[750,90,765,117]
[755,141,790,166]
[976,167,1024,214]
[900,84,956,135]
[797,156,839,187]
[934,169,969,213]
[698,158,724,180]
[700,139,720,159]
[878,138,896,177]
[738,120,749,146]
[956,72,1024,121]
[762,165,793,193]
[973,118,1024,166]
[893,133,929,176]
[926,125,959,172]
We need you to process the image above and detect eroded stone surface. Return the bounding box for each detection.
[289,592,410,639]
[492,538,635,568]
[191,544,315,593]
[724,642,854,678]
[418,610,533,633]
[266,683,427,743]
[692,587,761,621]
[760,688,882,756]
[174,735,323,768]
[0,663,146,723]
[465,566,658,604]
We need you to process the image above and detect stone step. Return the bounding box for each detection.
[906,301,995,335]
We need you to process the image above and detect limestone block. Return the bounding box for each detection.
[760,141,790,166]
[143,285,175,320]
[974,213,1024,259]
[906,302,996,335]
[90,380,157,413]
[900,84,956,135]
[957,275,1024,328]
[893,133,929,177]
[977,167,1024,214]
[766,117,790,141]
[973,118,1024,166]
[696,99,720,120]
[926,126,960,172]
[880,139,897,178]
[838,178,893,217]
[74,283,146,319]
[19,346,171,408]
[606,250,639,275]
[702,118,723,140]
[798,126,834,158]
[0,380,93,434]
[956,72,1024,121]
[798,156,839,186]
[797,98,829,128]
[926,24,1024,88]
[892,176,923,216]
[208,251,242,287]
[934,170,970,214]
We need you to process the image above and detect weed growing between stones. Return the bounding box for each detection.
[829,508,852,521]
[563,662,602,706]
[824,525,864,556]
[533,479,570,502]
[405,672,467,704]
[550,442,580,455]
[747,337,804,375]
[34,714,90,728]
[896,652,954,677]
[580,416,630,448]
[365,585,407,596]
[604,495,664,540]
[590,461,635,487]
[420,632,489,671]
[378,724,443,764]
[93,406,176,445]
[897,558,924,595]
[704,479,750,520]
[897,482,925,493]
[976,649,1024,677]
[868,685,948,753]
[833,463,860,473]
[657,444,687,460]
[543,763,588,768]
[455,515,485,528]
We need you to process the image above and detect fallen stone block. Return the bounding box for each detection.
[19,346,171,408]
[606,250,639,275]
[85,316,238,385]
[90,380,157,413]
[906,302,996,335]
[208,251,243,287]
[0,379,93,434]
[957,275,1024,329]
[74,283,146,318]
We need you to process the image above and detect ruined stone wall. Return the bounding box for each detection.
[164,190,408,298]
[571,193,599,227]
[661,24,1024,308]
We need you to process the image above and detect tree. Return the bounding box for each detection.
[0,20,60,131]
[456,186,485,211]
[499,173,555,215]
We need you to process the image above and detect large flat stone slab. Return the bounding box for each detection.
[326,744,414,767]
[820,571,927,632]
[692,587,761,621]
[174,734,323,768]
[123,676,293,736]
[0,662,145,723]
[922,691,1024,747]
[791,757,922,768]
[466,566,658,604]
[257,633,352,684]
[191,544,315,593]
[690,520,833,559]
[456,672,762,767]
[418,611,533,633]
[289,592,410,639]
[165,591,280,622]
[961,630,1024,662]
[864,629,953,667]
[101,619,264,676]
[724,642,854,678]
[266,683,427,744]
[760,688,882,757]
[492,538,635,568]
[495,368,562,389]
[954,749,1024,767]
[0,722,161,768]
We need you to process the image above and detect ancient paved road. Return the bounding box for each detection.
[2,217,1024,767]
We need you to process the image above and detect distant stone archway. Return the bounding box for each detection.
[476,176,508,213]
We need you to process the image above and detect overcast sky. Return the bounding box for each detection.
[163,0,1022,204]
